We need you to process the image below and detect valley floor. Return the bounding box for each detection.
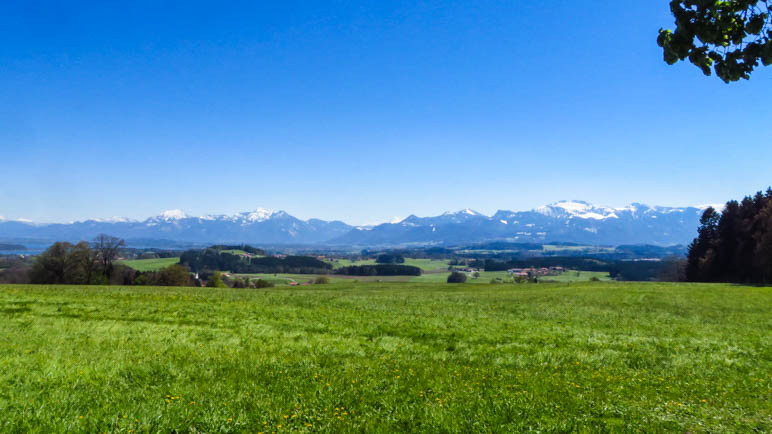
[0,282,769,432]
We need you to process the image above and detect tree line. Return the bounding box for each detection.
[475,256,686,282]
[209,244,266,255]
[375,253,405,264]
[179,248,331,274]
[334,264,422,276]
[29,234,125,284]
[24,234,194,286]
[687,188,772,284]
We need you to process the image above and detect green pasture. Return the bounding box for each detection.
[117,257,180,272]
[0,281,769,432]
[544,270,612,282]
[232,273,415,285]
[410,270,611,284]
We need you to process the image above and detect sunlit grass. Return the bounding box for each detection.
[0,282,769,432]
[117,257,180,272]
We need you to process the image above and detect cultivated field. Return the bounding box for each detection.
[0,282,769,432]
[116,257,181,272]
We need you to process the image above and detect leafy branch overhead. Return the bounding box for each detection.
[658,0,772,82]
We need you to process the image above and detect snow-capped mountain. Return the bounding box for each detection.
[330,200,708,246]
[0,209,352,245]
[0,201,710,247]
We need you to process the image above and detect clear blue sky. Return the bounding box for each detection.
[1,1,770,225]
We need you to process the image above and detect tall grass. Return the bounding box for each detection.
[0,282,769,432]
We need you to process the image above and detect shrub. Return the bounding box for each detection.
[206,271,227,288]
[447,272,467,283]
[313,276,330,285]
[152,264,191,287]
[133,274,148,285]
[253,279,274,288]
[376,254,405,264]
[232,277,248,288]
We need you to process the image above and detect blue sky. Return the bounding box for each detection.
[1,1,770,225]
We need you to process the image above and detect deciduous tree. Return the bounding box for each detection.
[92,234,125,279]
[658,0,772,82]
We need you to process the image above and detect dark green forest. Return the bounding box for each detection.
[179,248,331,274]
[335,264,422,276]
[687,188,772,283]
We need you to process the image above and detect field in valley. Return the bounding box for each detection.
[0,281,769,432]
[118,257,610,285]
[117,257,181,272]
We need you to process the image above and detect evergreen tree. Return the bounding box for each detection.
[686,207,720,281]
[686,189,772,283]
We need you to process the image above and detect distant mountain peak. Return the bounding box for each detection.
[534,200,619,221]
[158,209,188,220]
[87,216,136,223]
[553,200,591,209]
[240,208,275,222]
[442,208,485,217]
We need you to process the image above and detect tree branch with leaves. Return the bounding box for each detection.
[658,0,772,82]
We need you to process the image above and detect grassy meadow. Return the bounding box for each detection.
[0,281,769,432]
[117,257,181,272]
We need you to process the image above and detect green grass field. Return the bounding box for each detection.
[543,270,612,282]
[235,270,611,286]
[0,282,769,432]
[409,270,611,284]
[233,273,417,285]
[117,257,180,272]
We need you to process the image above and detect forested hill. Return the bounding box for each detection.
[179,248,331,274]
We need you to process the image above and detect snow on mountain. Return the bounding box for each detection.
[442,208,484,217]
[157,209,188,220]
[0,208,352,245]
[87,216,136,223]
[535,200,619,220]
[697,203,726,211]
[0,201,712,246]
[331,201,706,246]
[234,208,275,223]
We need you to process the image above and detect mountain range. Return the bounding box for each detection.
[0,201,712,247]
